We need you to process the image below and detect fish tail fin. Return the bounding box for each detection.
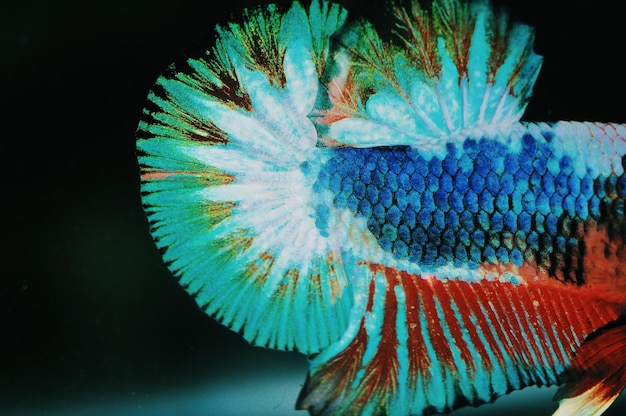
[316,0,542,150]
[137,1,353,354]
[553,318,626,416]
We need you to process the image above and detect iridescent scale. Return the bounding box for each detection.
[314,124,626,283]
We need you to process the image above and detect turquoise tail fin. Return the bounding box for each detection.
[137,1,352,354]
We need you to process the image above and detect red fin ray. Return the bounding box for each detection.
[298,264,622,415]
[553,318,626,416]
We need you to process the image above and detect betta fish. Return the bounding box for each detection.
[136,0,626,414]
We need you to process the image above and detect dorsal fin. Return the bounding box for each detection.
[314,0,542,151]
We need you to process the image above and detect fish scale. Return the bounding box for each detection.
[313,124,626,283]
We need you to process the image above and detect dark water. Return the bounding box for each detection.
[4,364,626,415]
[3,0,626,415]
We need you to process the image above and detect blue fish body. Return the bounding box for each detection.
[137,1,626,414]
[314,124,626,273]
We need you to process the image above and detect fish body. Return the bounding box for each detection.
[301,121,626,414]
[137,1,626,414]
[313,122,626,276]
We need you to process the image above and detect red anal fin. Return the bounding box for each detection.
[298,264,622,416]
[553,317,626,416]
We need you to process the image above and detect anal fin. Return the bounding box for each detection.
[297,264,623,416]
[553,318,626,416]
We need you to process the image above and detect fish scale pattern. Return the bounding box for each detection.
[313,130,626,279]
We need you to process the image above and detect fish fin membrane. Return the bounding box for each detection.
[553,318,626,416]
[137,1,353,354]
[297,264,620,415]
[315,0,542,151]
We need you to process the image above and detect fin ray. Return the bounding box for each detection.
[298,265,622,415]
[553,320,626,416]
[138,1,351,354]
[316,0,542,151]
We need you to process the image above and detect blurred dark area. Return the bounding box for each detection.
[2,0,625,415]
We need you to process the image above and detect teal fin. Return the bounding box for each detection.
[137,1,351,354]
[314,0,542,151]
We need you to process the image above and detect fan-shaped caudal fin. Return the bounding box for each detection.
[553,318,626,416]
[297,264,622,416]
[137,1,353,354]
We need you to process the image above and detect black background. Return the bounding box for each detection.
[3,0,626,415]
